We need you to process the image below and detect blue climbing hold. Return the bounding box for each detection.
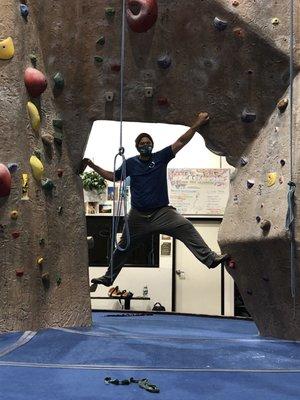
[20,4,29,18]
[157,55,172,69]
[213,17,228,31]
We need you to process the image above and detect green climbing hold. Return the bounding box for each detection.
[29,54,37,67]
[56,274,62,286]
[97,36,105,45]
[42,178,54,191]
[53,120,63,144]
[94,56,104,63]
[105,7,115,17]
[53,72,65,90]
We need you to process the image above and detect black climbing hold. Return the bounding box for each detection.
[20,4,29,19]
[214,17,228,31]
[39,238,45,246]
[247,179,254,189]
[280,159,286,167]
[53,72,64,90]
[157,55,172,69]
[260,219,271,232]
[57,206,63,214]
[42,272,50,287]
[241,109,256,123]
[97,36,105,46]
[247,290,253,295]
[256,216,261,223]
[262,277,269,282]
[240,157,248,166]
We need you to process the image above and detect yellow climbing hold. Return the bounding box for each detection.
[37,257,44,265]
[30,155,44,181]
[0,37,15,60]
[27,102,41,131]
[10,210,19,220]
[267,172,277,187]
[21,174,29,200]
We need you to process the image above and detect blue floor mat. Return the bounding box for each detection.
[0,312,299,400]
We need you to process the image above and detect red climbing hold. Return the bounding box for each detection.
[24,67,47,98]
[0,164,11,198]
[126,0,158,33]
[157,96,169,106]
[111,63,121,72]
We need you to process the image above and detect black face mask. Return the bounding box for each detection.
[138,144,153,157]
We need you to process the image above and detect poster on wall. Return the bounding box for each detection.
[168,168,230,217]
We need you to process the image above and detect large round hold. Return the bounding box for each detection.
[126,0,158,33]
[0,164,11,197]
[24,67,47,98]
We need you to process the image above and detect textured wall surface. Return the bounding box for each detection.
[0,0,299,338]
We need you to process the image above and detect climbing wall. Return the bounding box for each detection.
[0,0,299,338]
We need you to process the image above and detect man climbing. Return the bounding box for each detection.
[79,112,230,289]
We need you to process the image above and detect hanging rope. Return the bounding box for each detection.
[109,0,130,283]
[286,0,296,315]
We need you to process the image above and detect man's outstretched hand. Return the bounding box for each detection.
[192,112,210,130]
[77,158,92,175]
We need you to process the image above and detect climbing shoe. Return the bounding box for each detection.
[138,378,160,393]
[90,277,113,292]
[209,254,231,269]
[91,276,112,286]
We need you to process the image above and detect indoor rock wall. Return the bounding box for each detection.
[0,0,299,338]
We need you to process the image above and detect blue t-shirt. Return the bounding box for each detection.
[115,146,175,211]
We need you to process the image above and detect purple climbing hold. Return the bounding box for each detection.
[213,17,228,31]
[241,109,256,123]
[157,55,172,69]
[20,4,29,19]
[7,163,18,173]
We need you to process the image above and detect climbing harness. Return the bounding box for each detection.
[286,0,297,316]
[109,0,130,283]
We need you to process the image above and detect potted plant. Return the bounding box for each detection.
[81,171,107,202]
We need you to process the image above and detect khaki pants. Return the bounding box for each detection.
[104,206,217,283]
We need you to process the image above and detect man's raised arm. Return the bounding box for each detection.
[171,112,209,155]
[78,158,116,182]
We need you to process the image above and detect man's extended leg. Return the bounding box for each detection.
[152,206,229,268]
[91,209,152,286]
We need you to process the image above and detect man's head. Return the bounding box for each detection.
[135,133,154,157]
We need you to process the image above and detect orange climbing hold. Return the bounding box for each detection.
[126,0,158,33]
[0,164,11,197]
[24,67,47,98]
